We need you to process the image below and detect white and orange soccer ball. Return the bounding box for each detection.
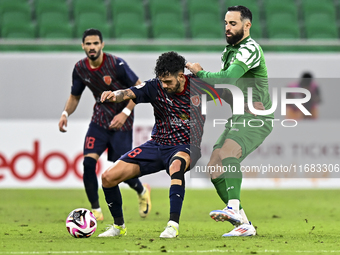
[66,208,97,238]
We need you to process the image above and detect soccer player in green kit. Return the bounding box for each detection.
[186,5,273,237]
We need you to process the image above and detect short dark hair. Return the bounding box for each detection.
[302,72,313,79]
[82,28,103,43]
[228,5,252,22]
[154,51,186,77]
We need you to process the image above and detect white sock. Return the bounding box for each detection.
[227,199,240,214]
[168,220,179,229]
[139,186,147,196]
[92,207,101,212]
[240,209,250,224]
[114,223,125,228]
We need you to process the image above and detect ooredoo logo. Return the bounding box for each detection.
[0,141,102,181]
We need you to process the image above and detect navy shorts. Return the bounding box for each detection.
[119,140,201,176]
[83,122,132,162]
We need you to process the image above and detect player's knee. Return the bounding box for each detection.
[169,156,186,186]
[218,148,242,159]
[101,170,119,188]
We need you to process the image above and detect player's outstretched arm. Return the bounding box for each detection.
[100,89,136,103]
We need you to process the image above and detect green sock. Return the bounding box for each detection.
[211,174,229,205]
[221,157,242,200]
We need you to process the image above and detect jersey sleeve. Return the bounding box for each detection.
[232,42,261,72]
[130,79,158,104]
[115,57,139,87]
[71,67,86,96]
[196,41,261,81]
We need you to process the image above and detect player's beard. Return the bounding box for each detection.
[165,80,181,94]
[225,28,244,45]
[87,49,101,61]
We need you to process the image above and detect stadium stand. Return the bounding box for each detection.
[38,12,73,39]
[0,0,339,41]
[190,13,223,39]
[113,13,148,39]
[151,13,186,39]
[74,13,111,39]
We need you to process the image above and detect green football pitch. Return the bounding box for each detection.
[1,188,340,254]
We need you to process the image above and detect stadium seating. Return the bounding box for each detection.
[301,0,336,22]
[152,13,186,39]
[305,13,338,39]
[0,0,31,21]
[188,0,221,20]
[263,0,298,23]
[110,0,145,24]
[190,13,223,39]
[75,13,111,39]
[1,22,36,39]
[0,0,339,40]
[224,0,260,18]
[0,0,34,39]
[149,0,183,21]
[38,12,73,39]
[266,13,300,39]
[114,13,148,39]
[35,0,69,19]
[73,0,108,23]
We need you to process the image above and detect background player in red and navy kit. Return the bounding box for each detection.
[58,29,151,221]
[97,51,225,238]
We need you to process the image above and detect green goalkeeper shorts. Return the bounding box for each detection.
[213,114,273,162]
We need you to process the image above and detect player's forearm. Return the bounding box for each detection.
[196,64,245,85]
[125,100,136,111]
[115,89,136,103]
[64,95,81,116]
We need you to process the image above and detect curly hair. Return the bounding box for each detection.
[154,51,186,77]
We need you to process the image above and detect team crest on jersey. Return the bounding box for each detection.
[191,95,200,107]
[103,75,112,85]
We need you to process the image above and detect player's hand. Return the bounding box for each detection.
[101,91,116,103]
[109,112,128,129]
[58,115,68,132]
[185,62,203,75]
[245,102,265,116]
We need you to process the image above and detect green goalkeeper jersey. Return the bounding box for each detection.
[196,36,274,118]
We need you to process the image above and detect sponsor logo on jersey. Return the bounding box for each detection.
[191,95,200,106]
[103,75,112,85]
[179,113,189,121]
[135,82,146,89]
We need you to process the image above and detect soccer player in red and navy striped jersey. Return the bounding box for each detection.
[58,29,151,221]
[96,51,225,238]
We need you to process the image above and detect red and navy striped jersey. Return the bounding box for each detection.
[72,53,138,130]
[131,74,220,147]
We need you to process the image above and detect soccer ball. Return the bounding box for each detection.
[66,208,97,238]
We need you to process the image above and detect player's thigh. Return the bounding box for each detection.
[83,123,110,157]
[102,160,140,187]
[107,130,133,162]
[120,141,165,176]
[219,139,242,159]
[226,116,273,162]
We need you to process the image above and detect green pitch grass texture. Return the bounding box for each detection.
[1,188,340,254]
